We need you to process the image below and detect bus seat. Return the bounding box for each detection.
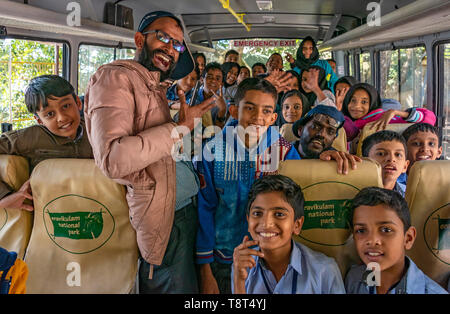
[278,158,383,276]
[24,159,139,293]
[0,155,32,259]
[332,127,348,153]
[405,160,450,289]
[356,123,414,157]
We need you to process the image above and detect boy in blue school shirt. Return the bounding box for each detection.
[361,130,409,197]
[194,78,300,294]
[345,187,448,294]
[232,175,345,294]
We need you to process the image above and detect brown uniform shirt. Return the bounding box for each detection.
[0,120,93,198]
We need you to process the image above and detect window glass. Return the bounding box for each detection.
[348,53,354,76]
[0,38,66,130]
[78,45,115,96]
[359,52,372,84]
[379,46,427,109]
[77,45,135,96]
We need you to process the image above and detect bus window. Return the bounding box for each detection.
[78,45,115,96]
[442,43,450,160]
[77,45,135,96]
[380,46,427,109]
[0,38,66,130]
[359,52,371,84]
[348,53,355,77]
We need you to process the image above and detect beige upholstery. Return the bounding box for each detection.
[24,159,138,293]
[356,123,414,157]
[0,155,32,259]
[278,158,383,276]
[332,127,348,153]
[405,160,450,288]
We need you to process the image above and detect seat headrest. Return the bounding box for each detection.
[279,158,383,275]
[0,155,32,259]
[405,160,450,288]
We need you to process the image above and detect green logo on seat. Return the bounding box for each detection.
[43,194,115,254]
[47,210,104,240]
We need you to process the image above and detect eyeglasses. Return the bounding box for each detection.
[141,29,186,53]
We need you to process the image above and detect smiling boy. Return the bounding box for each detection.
[345,187,447,294]
[194,78,300,294]
[232,175,345,294]
[0,75,93,211]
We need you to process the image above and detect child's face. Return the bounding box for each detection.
[225,66,239,86]
[352,204,416,272]
[247,191,304,252]
[178,69,198,93]
[406,131,442,168]
[282,96,303,123]
[225,53,239,63]
[302,40,314,59]
[35,94,82,139]
[204,68,223,94]
[195,56,205,74]
[234,89,277,131]
[252,65,265,77]
[335,82,350,96]
[237,67,250,84]
[348,88,370,119]
[301,71,312,93]
[266,54,283,73]
[368,141,409,188]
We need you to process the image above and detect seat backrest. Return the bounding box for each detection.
[278,158,383,276]
[0,155,32,259]
[24,159,138,293]
[356,123,414,157]
[405,160,450,288]
[332,127,348,153]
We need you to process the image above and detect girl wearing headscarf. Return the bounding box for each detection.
[221,62,241,107]
[291,36,338,91]
[334,76,358,111]
[299,65,335,113]
[342,82,436,142]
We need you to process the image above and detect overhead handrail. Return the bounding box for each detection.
[218,0,251,31]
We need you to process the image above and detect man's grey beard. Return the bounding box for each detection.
[137,45,176,82]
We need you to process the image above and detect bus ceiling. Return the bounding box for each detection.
[0,0,449,51]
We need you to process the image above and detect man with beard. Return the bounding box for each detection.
[292,105,361,174]
[84,11,215,293]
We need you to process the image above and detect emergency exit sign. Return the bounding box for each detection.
[233,40,296,47]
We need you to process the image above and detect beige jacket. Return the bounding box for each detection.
[84,60,178,267]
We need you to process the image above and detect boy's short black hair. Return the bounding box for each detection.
[246,175,305,219]
[350,186,411,232]
[252,62,267,73]
[234,77,277,107]
[225,49,239,59]
[25,75,76,114]
[362,130,407,157]
[203,62,224,78]
[402,123,441,146]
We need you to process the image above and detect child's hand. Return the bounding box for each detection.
[368,109,408,132]
[335,86,349,111]
[303,68,320,92]
[319,150,362,175]
[212,87,227,118]
[0,179,33,211]
[233,236,264,293]
[265,70,294,93]
[285,53,295,64]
